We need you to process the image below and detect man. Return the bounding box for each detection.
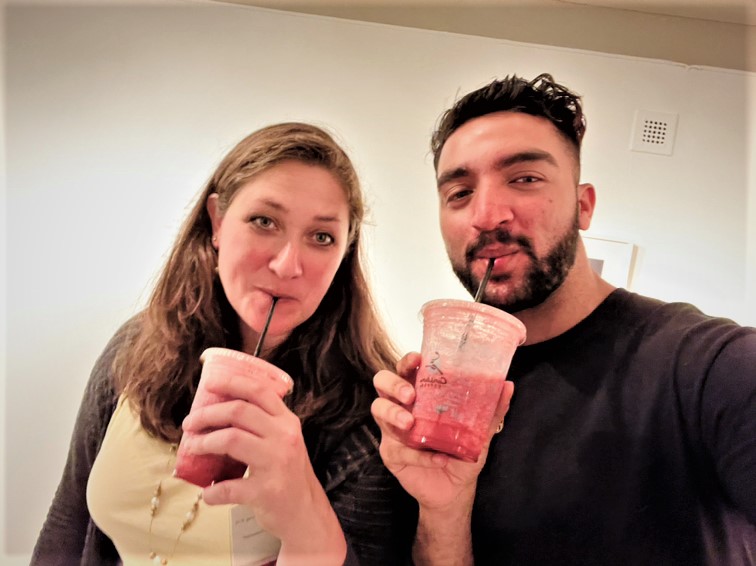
[371,73,756,565]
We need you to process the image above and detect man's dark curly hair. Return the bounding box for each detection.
[431,73,586,169]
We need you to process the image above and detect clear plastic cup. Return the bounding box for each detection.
[406,299,526,462]
[174,347,294,487]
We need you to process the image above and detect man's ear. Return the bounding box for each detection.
[206,193,222,249]
[577,183,596,231]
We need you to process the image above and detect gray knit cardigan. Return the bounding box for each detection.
[31,323,416,565]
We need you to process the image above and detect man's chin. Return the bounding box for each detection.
[486,298,534,314]
[472,284,528,313]
[481,295,525,314]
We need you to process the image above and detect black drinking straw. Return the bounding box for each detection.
[474,258,495,303]
[459,259,495,348]
[253,297,279,357]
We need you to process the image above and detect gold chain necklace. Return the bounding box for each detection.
[148,443,203,565]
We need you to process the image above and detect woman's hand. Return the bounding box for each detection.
[180,370,346,563]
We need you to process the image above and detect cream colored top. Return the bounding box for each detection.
[87,396,232,565]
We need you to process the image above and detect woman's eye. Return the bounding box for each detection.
[250,216,275,229]
[313,232,335,246]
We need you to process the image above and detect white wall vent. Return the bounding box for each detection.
[630,110,678,156]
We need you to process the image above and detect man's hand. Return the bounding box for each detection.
[371,352,514,511]
[372,352,514,565]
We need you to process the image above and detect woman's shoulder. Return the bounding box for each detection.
[321,417,386,491]
[84,314,145,417]
[95,313,144,369]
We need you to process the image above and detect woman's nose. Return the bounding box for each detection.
[269,241,303,279]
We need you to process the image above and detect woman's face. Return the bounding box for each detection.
[207,160,351,353]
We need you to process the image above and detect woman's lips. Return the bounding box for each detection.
[257,288,295,304]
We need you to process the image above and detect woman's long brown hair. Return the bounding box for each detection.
[113,123,397,443]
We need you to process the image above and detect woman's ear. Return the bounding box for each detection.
[206,193,222,249]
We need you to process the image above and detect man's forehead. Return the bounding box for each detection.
[437,112,577,173]
[446,112,559,145]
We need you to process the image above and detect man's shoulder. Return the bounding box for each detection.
[610,288,750,334]
[607,289,756,372]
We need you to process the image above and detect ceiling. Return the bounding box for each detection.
[8,0,754,70]
[9,0,755,25]
[213,0,756,72]
[218,0,756,26]
[563,0,755,26]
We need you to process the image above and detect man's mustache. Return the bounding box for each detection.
[465,229,536,263]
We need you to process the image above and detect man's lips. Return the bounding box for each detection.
[472,249,519,274]
[475,243,520,259]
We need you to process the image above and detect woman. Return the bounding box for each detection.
[32,123,416,565]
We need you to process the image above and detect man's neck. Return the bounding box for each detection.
[514,251,615,345]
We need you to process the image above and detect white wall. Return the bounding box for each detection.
[748,80,756,320]
[1,0,10,562]
[5,2,755,558]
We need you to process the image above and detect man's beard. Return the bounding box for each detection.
[451,212,580,313]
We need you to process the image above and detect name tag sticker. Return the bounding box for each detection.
[230,505,280,566]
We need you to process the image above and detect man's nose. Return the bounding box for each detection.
[269,241,303,279]
[470,182,514,232]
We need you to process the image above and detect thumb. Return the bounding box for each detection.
[396,352,422,386]
[489,380,515,437]
[477,380,515,468]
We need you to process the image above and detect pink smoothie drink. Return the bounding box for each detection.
[406,299,526,462]
[174,348,293,487]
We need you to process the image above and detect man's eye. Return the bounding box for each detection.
[446,188,472,203]
[513,175,541,184]
[314,232,335,246]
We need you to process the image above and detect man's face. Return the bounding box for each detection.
[436,111,591,313]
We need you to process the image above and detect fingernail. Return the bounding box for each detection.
[398,412,413,429]
[431,452,448,465]
[400,385,413,403]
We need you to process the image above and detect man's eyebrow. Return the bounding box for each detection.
[436,167,469,189]
[494,150,558,170]
[437,150,558,189]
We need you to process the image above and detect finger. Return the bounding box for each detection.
[182,426,287,474]
[378,434,449,471]
[183,399,273,435]
[203,476,257,507]
[200,371,288,416]
[371,397,414,435]
[396,352,422,383]
[201,359,291,398]
[373,370,415,405]
[488,380,515,437]
[180,425,253,456]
